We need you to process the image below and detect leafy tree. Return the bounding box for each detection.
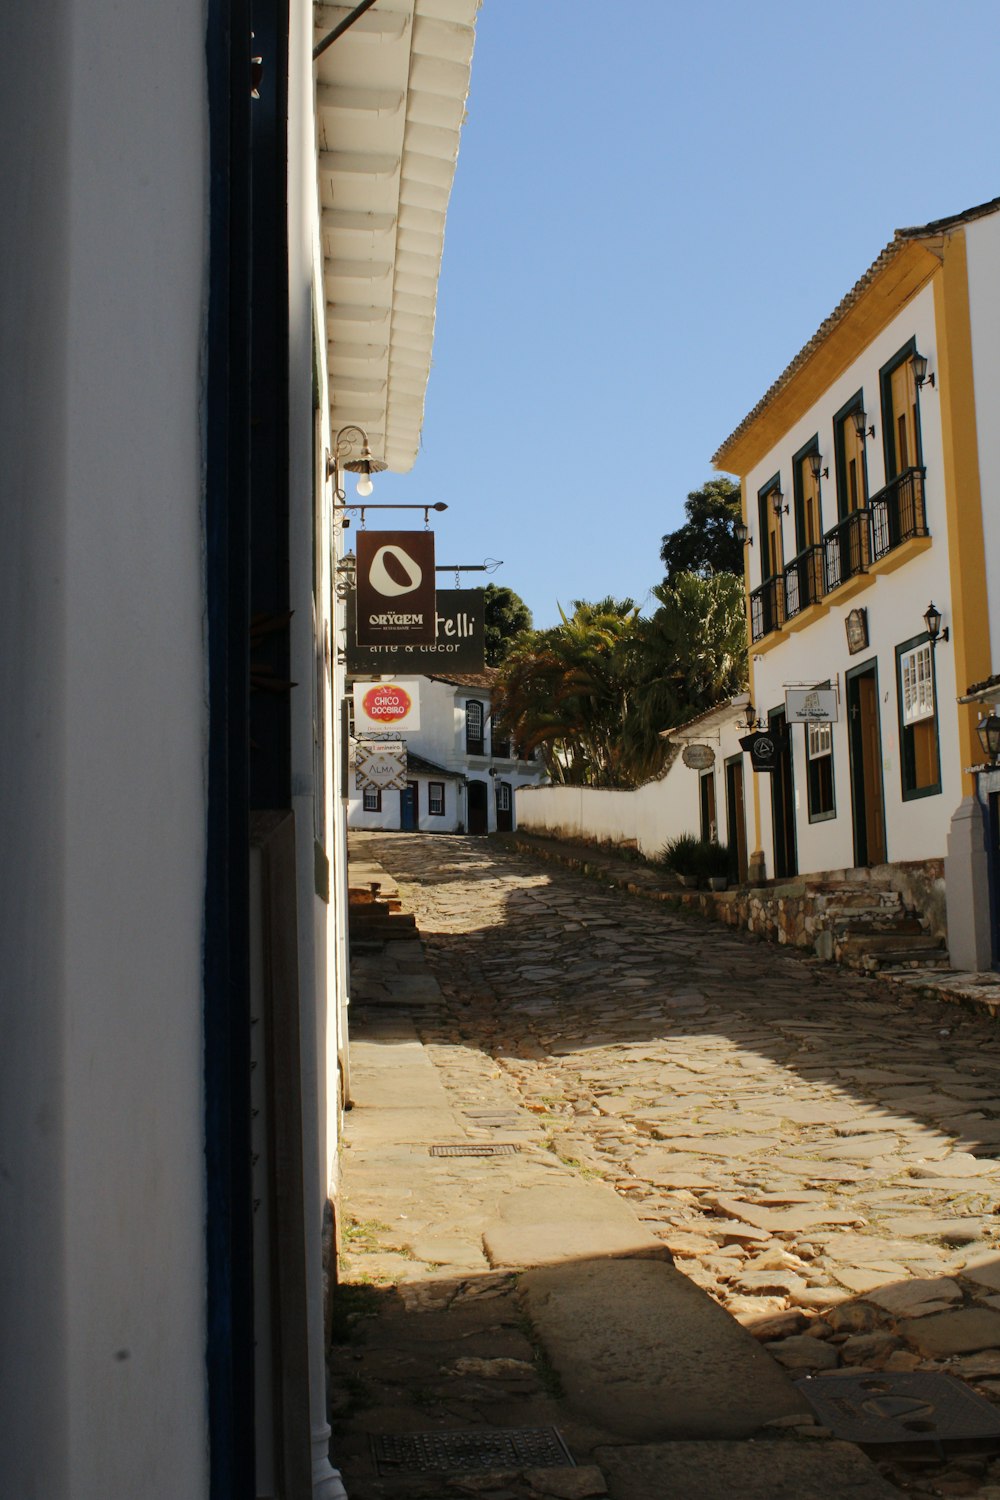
[659,477,743,584]
[481,583,532,666]
[492,599,639,786]
[493,577,747,791]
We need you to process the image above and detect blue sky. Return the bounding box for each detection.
[369,0,998,629]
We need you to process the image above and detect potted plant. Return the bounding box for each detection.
[659,832,704,886]
[702,840,731,891]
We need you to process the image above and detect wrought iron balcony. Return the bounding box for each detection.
[870,466,928,561]
[750,574,786,643]
[784,544,826,619]
[824,508,871,592]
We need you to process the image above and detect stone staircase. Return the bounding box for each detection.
[813,883,949,974]
[348,879,419,953]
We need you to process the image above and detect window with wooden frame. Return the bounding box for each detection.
[896,635,940,798]
[806,721,836,822]
[757,472,784,581]
[835,393,869,516]
[465,699,485,755]
[792,439,823,555]
[495,781,512,814]
[881,341,922,479]
[428,782,446,816]
[362,787,382,812]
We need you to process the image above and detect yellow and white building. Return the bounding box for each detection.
[714,195,1000,970]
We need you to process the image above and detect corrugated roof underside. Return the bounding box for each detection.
[316,0,479,472]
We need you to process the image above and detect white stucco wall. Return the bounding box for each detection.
[743,285,961,876]
[348,676,545,833]
[1,3,210,1496]
[516,716,751,862]
[965,211,1000,676]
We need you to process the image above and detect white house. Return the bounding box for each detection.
[0,4,479,1498]
[349,671,546,833]
[713,195,999,968]
[518,197,1000,973]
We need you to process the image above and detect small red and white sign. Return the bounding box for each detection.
[353,680,421,733]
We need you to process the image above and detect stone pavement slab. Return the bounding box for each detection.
[342,832,1000,1498]
[483,1181,669,1268]
[521,1258,808,1441]
[596,1440,900,1500]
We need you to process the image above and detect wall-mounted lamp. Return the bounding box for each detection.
[326,423,388,503]
[770,486,788,516]
[923,601,949,645]
[334,551,357,600]
[976,713,1000,764]
[851,408,875,442]
[743,702,764,731]
[808,453,829,482]
[734,520,752,546]
[913,352,935,390]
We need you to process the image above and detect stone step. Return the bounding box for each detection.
[349,916,419,941]
[865,946,951,972]
[839,931,943,958]
[520,1257,808,1443]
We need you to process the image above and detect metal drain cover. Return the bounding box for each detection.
[797,1371,1000,1444]
[371,1426,575,1475]
[430,1143,521,1157]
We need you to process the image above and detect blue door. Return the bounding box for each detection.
[400,782,418,831]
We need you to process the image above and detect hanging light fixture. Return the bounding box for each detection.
[976,713,1000,764]
[923,601,949,645]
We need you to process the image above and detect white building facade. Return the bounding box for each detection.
[1,4,479,1498]
[714,198,999,967]
[350,673,546,834]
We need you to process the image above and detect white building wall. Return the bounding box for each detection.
[965,212,1000,674]
[516,716,751,861]
[745,285,961,875]
[1,3,210,1496]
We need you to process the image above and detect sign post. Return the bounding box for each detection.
[355,531,436,647]
[346,588,485,674]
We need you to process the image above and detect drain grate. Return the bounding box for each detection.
[430,1143,521,1157]
[797,1371,1000,1444]
[371,1426,574,1475]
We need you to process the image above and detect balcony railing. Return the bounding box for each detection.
[870,466,927,561]
[750,574,786,643]
[784,544,825,619]
[748,466,930,642]
[824,508,870,591]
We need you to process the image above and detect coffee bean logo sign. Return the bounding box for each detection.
[368,544,423,597]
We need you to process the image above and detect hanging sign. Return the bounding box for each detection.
[354,739,408,793]
[346,589,485,674]
[785,688,839,724]
[739,729,788,774]
[845,607,869,655]
[355,530,436,646]
[353,680,421,734]
[682,744,716,769]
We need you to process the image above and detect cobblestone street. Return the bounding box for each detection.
[338,832,1000,1498]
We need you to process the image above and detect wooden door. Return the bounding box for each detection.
[888,359,918,477]
[848,666,887,867]
[467,780,488,835]
[769,709,797,879]
[725,757,748,883]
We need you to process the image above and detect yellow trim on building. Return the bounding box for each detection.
[717,241,941,475]
[933,229,992,794]
[740,478,764,870]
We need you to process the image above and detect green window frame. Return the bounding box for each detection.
[806,720,836,823]
[833,389,869,519]
[880,337,923,480]
[895,632,941,800]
